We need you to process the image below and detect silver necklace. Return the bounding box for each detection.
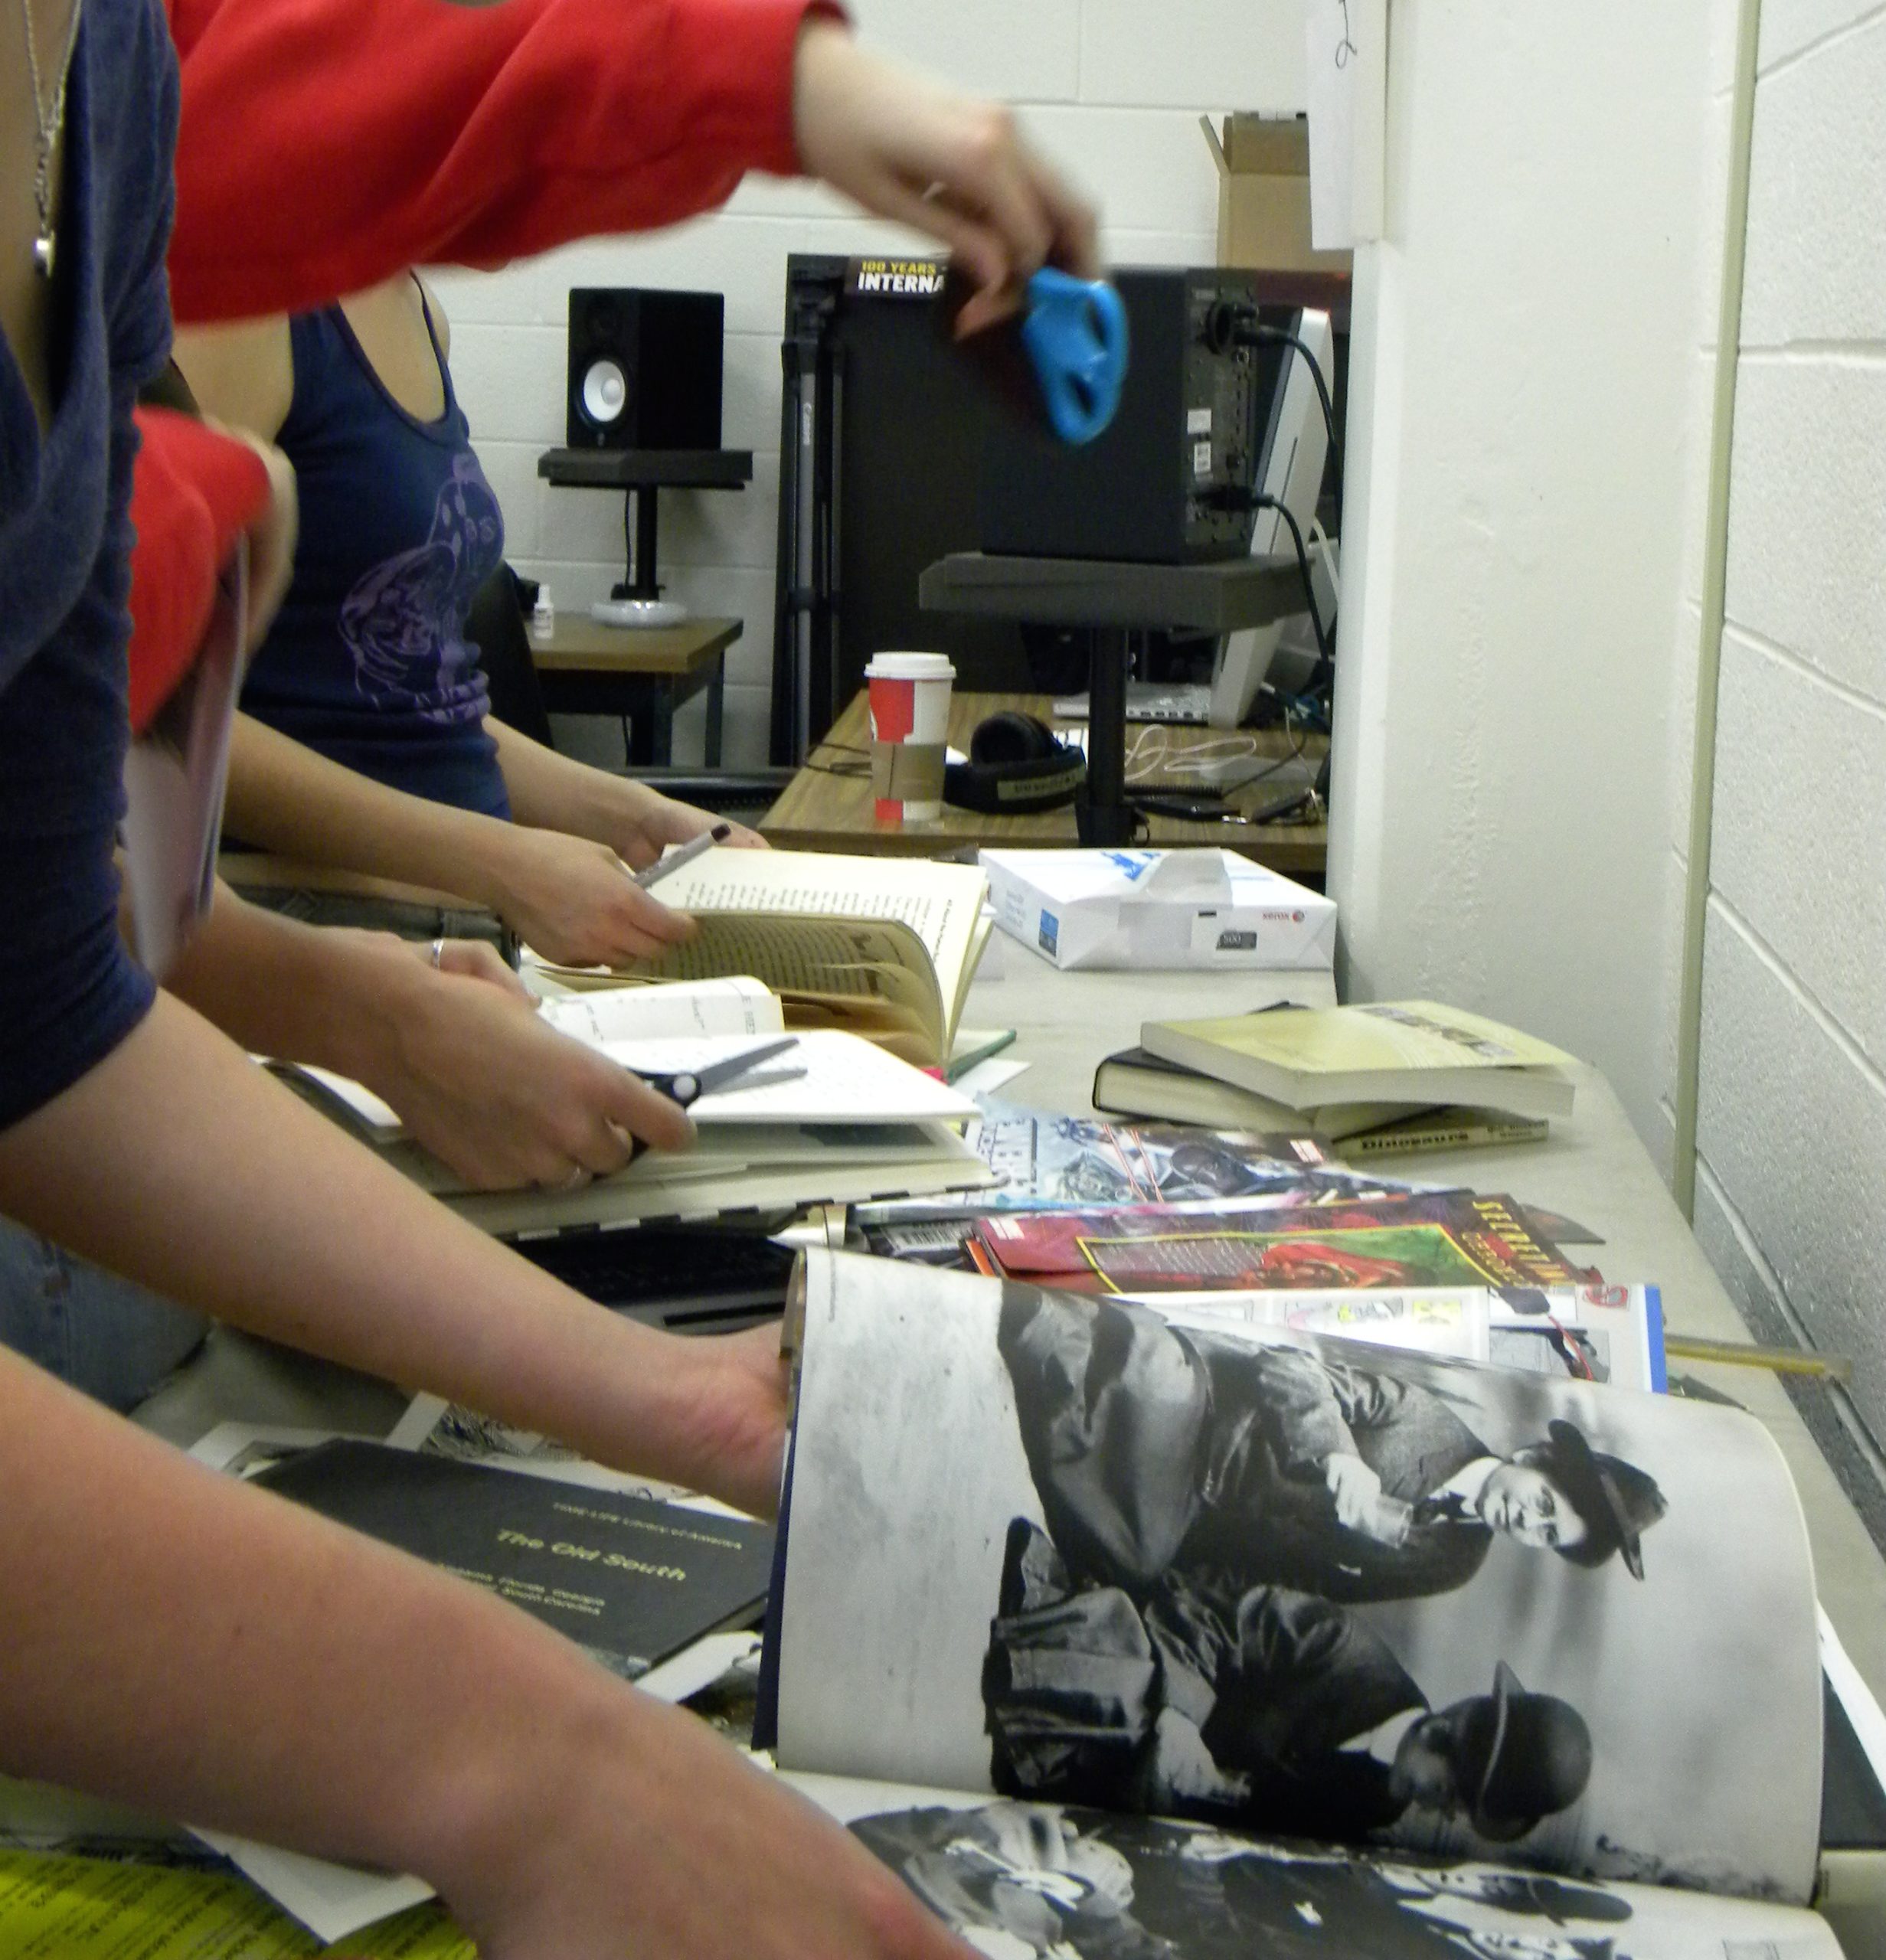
[21,0,83,279]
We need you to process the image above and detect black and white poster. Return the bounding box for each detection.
[770,1253,1821,1902]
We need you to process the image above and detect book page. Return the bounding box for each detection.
[627,916,944,1055]
[594,1031,976,1126]
[770,1252,1821,1901]
[785,1772,1843,1960]
[643,846,985,1011]
[539,975,781,1045]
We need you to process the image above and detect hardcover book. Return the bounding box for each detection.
[253,1440,773,1682]
[1141,1001,1578,1123]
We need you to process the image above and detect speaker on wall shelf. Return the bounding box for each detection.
[565,288,725,451]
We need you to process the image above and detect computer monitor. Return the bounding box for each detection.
[1208,307,1335,729]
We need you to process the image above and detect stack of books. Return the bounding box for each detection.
[1096,998,1577,1158]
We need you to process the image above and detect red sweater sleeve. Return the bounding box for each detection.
[166,0,845,323]
[128,408,271,734]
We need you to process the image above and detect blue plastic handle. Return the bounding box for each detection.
[1021,268,1129,446]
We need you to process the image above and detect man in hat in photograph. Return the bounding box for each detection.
[997,1290,1667,1605]
[983,1523,1593,1853]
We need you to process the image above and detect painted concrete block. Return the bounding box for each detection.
[1018,106,1221,234]
[1724,358,1886,702]
[849,0,1080,102]
[426,264,545,330]
[1759,0,1883,72]
[1697,897,1886,1428]
[1710,626,1886,1066]
[446,323,565,444]
[1080,0,1306,109]
[1743,8,1886,347]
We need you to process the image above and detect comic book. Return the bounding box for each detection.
[751,1250,1839,1960]
[972,1193,1594,1295]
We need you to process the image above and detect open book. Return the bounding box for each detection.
[273,978,994,1233]
[756,1250,1835,1957]
[532,848,993,1068]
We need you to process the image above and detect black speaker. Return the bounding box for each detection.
[979,266,1266,564]
[565,288,724,450]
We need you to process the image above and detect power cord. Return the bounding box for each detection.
[1203,302,1344,513]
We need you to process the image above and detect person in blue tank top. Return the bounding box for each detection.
[177,271,758,968]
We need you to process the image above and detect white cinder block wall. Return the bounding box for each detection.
[1327,1,1725,1164]
[430,0,1313,770]
[1687,0,1886,1501]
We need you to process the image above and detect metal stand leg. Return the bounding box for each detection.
[1077,625,1135,846]
[612,488,664,602]
[705,663,725,767]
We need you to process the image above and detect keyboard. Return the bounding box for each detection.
[508,1227,797,1333]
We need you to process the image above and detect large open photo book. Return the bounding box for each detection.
[757,1251,1835,1958]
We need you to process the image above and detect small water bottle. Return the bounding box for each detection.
[530,585,555,644]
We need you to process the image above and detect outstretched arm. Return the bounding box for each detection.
[165,882,694,1182]
[166,0,1095,325]
[221,714,696,965]
[0,991,783,1515]
[0,1347,971,1960]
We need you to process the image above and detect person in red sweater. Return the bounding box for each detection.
[121,0,1099,1185]
[0,2,1094,1955]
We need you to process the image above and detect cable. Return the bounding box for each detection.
[1243,492,1332,678]
[1202,301,1344,514]
[1251,325,1343,511]
[1309,514,1341,606]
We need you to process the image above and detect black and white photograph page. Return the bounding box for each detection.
[771,1253,1822,1903]
[782,1773,1843,1960]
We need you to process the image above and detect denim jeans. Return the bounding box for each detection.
[0,1217,209,1412]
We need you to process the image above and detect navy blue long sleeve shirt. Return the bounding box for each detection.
[0,0,177,1127]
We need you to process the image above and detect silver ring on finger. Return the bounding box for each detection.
[430,937,446,969]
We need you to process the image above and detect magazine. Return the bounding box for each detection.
[854,1109,1397,1230]
[972,1193,1593,1294]
[757,1250,1828,1954]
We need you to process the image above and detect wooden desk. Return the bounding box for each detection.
[531,616,741,766]
[760,689,1328,880]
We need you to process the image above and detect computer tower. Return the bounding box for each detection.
[979,267,1267,564]
[565,288,724,450]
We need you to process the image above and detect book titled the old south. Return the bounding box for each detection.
[252,1441,772,1682]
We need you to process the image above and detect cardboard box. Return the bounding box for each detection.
[1204,113,1353,276]
[981,848,1336,973]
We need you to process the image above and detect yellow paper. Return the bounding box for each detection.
[0,1854,469,1960]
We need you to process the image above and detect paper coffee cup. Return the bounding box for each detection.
[865,652,954,823]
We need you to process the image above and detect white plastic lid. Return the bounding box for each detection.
[865,651,956,681]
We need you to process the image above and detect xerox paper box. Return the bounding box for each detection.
[980,848,1335,972]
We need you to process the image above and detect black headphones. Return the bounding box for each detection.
[943,711,1087,814]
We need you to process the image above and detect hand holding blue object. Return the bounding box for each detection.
[1019,267,1128,445]
[944,263,1129,446]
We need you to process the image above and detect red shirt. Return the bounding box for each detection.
[134,0,842,725]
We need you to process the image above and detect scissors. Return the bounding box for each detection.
[635,1036,802,1109]
[1021,267,1129,446]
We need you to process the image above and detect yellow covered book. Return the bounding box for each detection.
[1140,998,1577,1122]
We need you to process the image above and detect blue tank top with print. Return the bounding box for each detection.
[238,292,510,817]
